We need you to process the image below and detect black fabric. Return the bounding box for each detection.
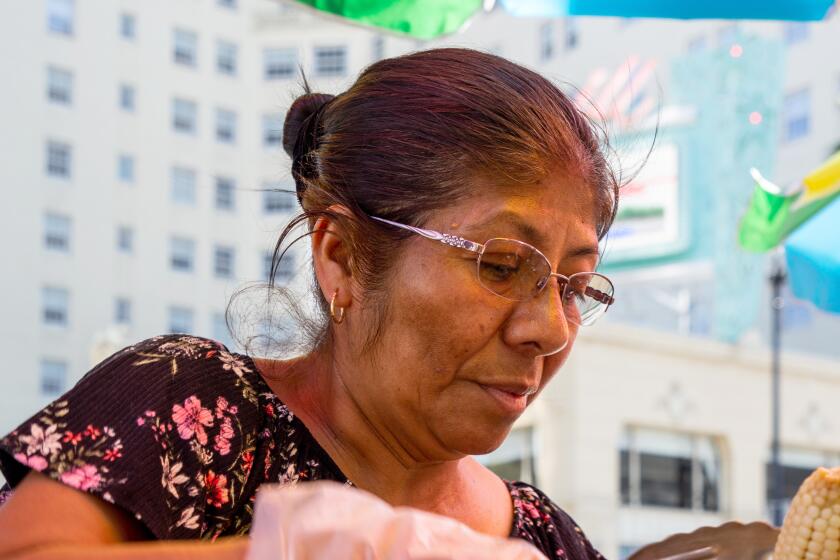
[0,334,604,558]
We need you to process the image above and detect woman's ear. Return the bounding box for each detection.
[311,206,355,309]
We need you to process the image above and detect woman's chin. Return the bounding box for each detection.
[443,423,514,457]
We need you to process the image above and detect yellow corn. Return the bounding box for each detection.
[774,466,840,560]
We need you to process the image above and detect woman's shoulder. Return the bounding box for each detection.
[506,480,605,559]
[0,333,276,539]
[72,333,268,405]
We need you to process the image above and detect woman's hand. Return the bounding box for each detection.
[0,472,248,560]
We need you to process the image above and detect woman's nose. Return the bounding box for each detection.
[514,276,571,357]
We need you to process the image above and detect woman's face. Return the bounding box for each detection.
[343,175,602,459]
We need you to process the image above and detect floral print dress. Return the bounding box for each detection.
[0,334,604,559]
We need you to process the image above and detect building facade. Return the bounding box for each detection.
[2,2,839,558]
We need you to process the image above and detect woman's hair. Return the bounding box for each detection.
[229,47,620,357]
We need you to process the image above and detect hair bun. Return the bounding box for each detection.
[283,93,335,159]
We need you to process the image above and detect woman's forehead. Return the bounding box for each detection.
[441,185,600,259]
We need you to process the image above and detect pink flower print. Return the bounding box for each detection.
[60,464,102,491]
[522,499,541,520]
[172,396,214,445]
[62,431,83,445]
[204,470,230,508]
[219,417,234,439]
[218,352,250,377]
[83,424,101,439]
[215,396,229,419]
[136,417,145,426]
[213,417,235,456]
[20,424,61,456]
[214,434,231,456]
[241,452,254,475]
[14,453,48,472]
[19,423,62,457]
[103,448,122,462]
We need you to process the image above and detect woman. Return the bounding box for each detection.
[0,48,617,559]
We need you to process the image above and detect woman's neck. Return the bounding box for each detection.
[254,350,514,537]
[257,350,466,504]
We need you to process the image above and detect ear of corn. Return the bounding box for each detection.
[774,466,840,560]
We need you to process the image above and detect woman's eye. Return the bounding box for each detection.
[479,253,520,281]
[480,262,518,281]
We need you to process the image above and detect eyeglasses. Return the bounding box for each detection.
[370,216,615,327]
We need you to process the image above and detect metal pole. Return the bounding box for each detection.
[770,258,786,527]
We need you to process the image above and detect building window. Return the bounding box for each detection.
[688,36,707,53]
[120,12,136,39]
[42,286,69,326]
[716,24,738,47]
[539,22,554,60]
[46,141,71,178]
[215,176,235,210]
[47,0,74,35]
[171,167,196,205]
[168,306,194,334]
[40,359,67,396]
[173,29,197,67]
[114,297,131,324]
[564,18,579,50]
[118,154,135,183]
[216,108,237,144]
[371,35,385,61]
[262,114,283,148]
[117,225,134,253]
[216,40,237,75]
[47,66,73,104]
[620,427,721,511]
[314,46,347,77]
[264,48,297,80]
[170,236,195,272]
[766,448,840,517]
[214,245,235,278]
[264,251,296,282]
[784,88,811,142]
[784,22,809,45]
[212,312,235,351]
[44,213,71,251]
[119,84,136,112]
[475,427,537,485]
[172,98,197,134]
[263,188,296,213]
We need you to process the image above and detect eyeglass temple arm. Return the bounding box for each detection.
[370,216,484,254]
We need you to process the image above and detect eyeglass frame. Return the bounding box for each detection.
[368,215,615,324]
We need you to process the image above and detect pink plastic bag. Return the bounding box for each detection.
[246,481,548,560]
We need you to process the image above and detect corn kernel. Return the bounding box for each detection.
[775,467,840,560]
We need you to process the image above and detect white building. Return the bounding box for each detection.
[0,0,388,433]
[2,1,840,558]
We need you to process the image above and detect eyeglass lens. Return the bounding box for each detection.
[476,239,613,326]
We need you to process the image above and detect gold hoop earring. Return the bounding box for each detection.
[330,290,345,324]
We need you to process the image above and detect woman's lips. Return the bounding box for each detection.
[478,384,535,415]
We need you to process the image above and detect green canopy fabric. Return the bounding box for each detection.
[294,0,483,39]
[738,164,840,253]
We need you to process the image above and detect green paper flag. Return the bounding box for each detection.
[294,0,483,39]
[739,165,840,253]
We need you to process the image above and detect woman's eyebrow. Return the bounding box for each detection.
[567,245,601,259]
[468,210,547,247]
